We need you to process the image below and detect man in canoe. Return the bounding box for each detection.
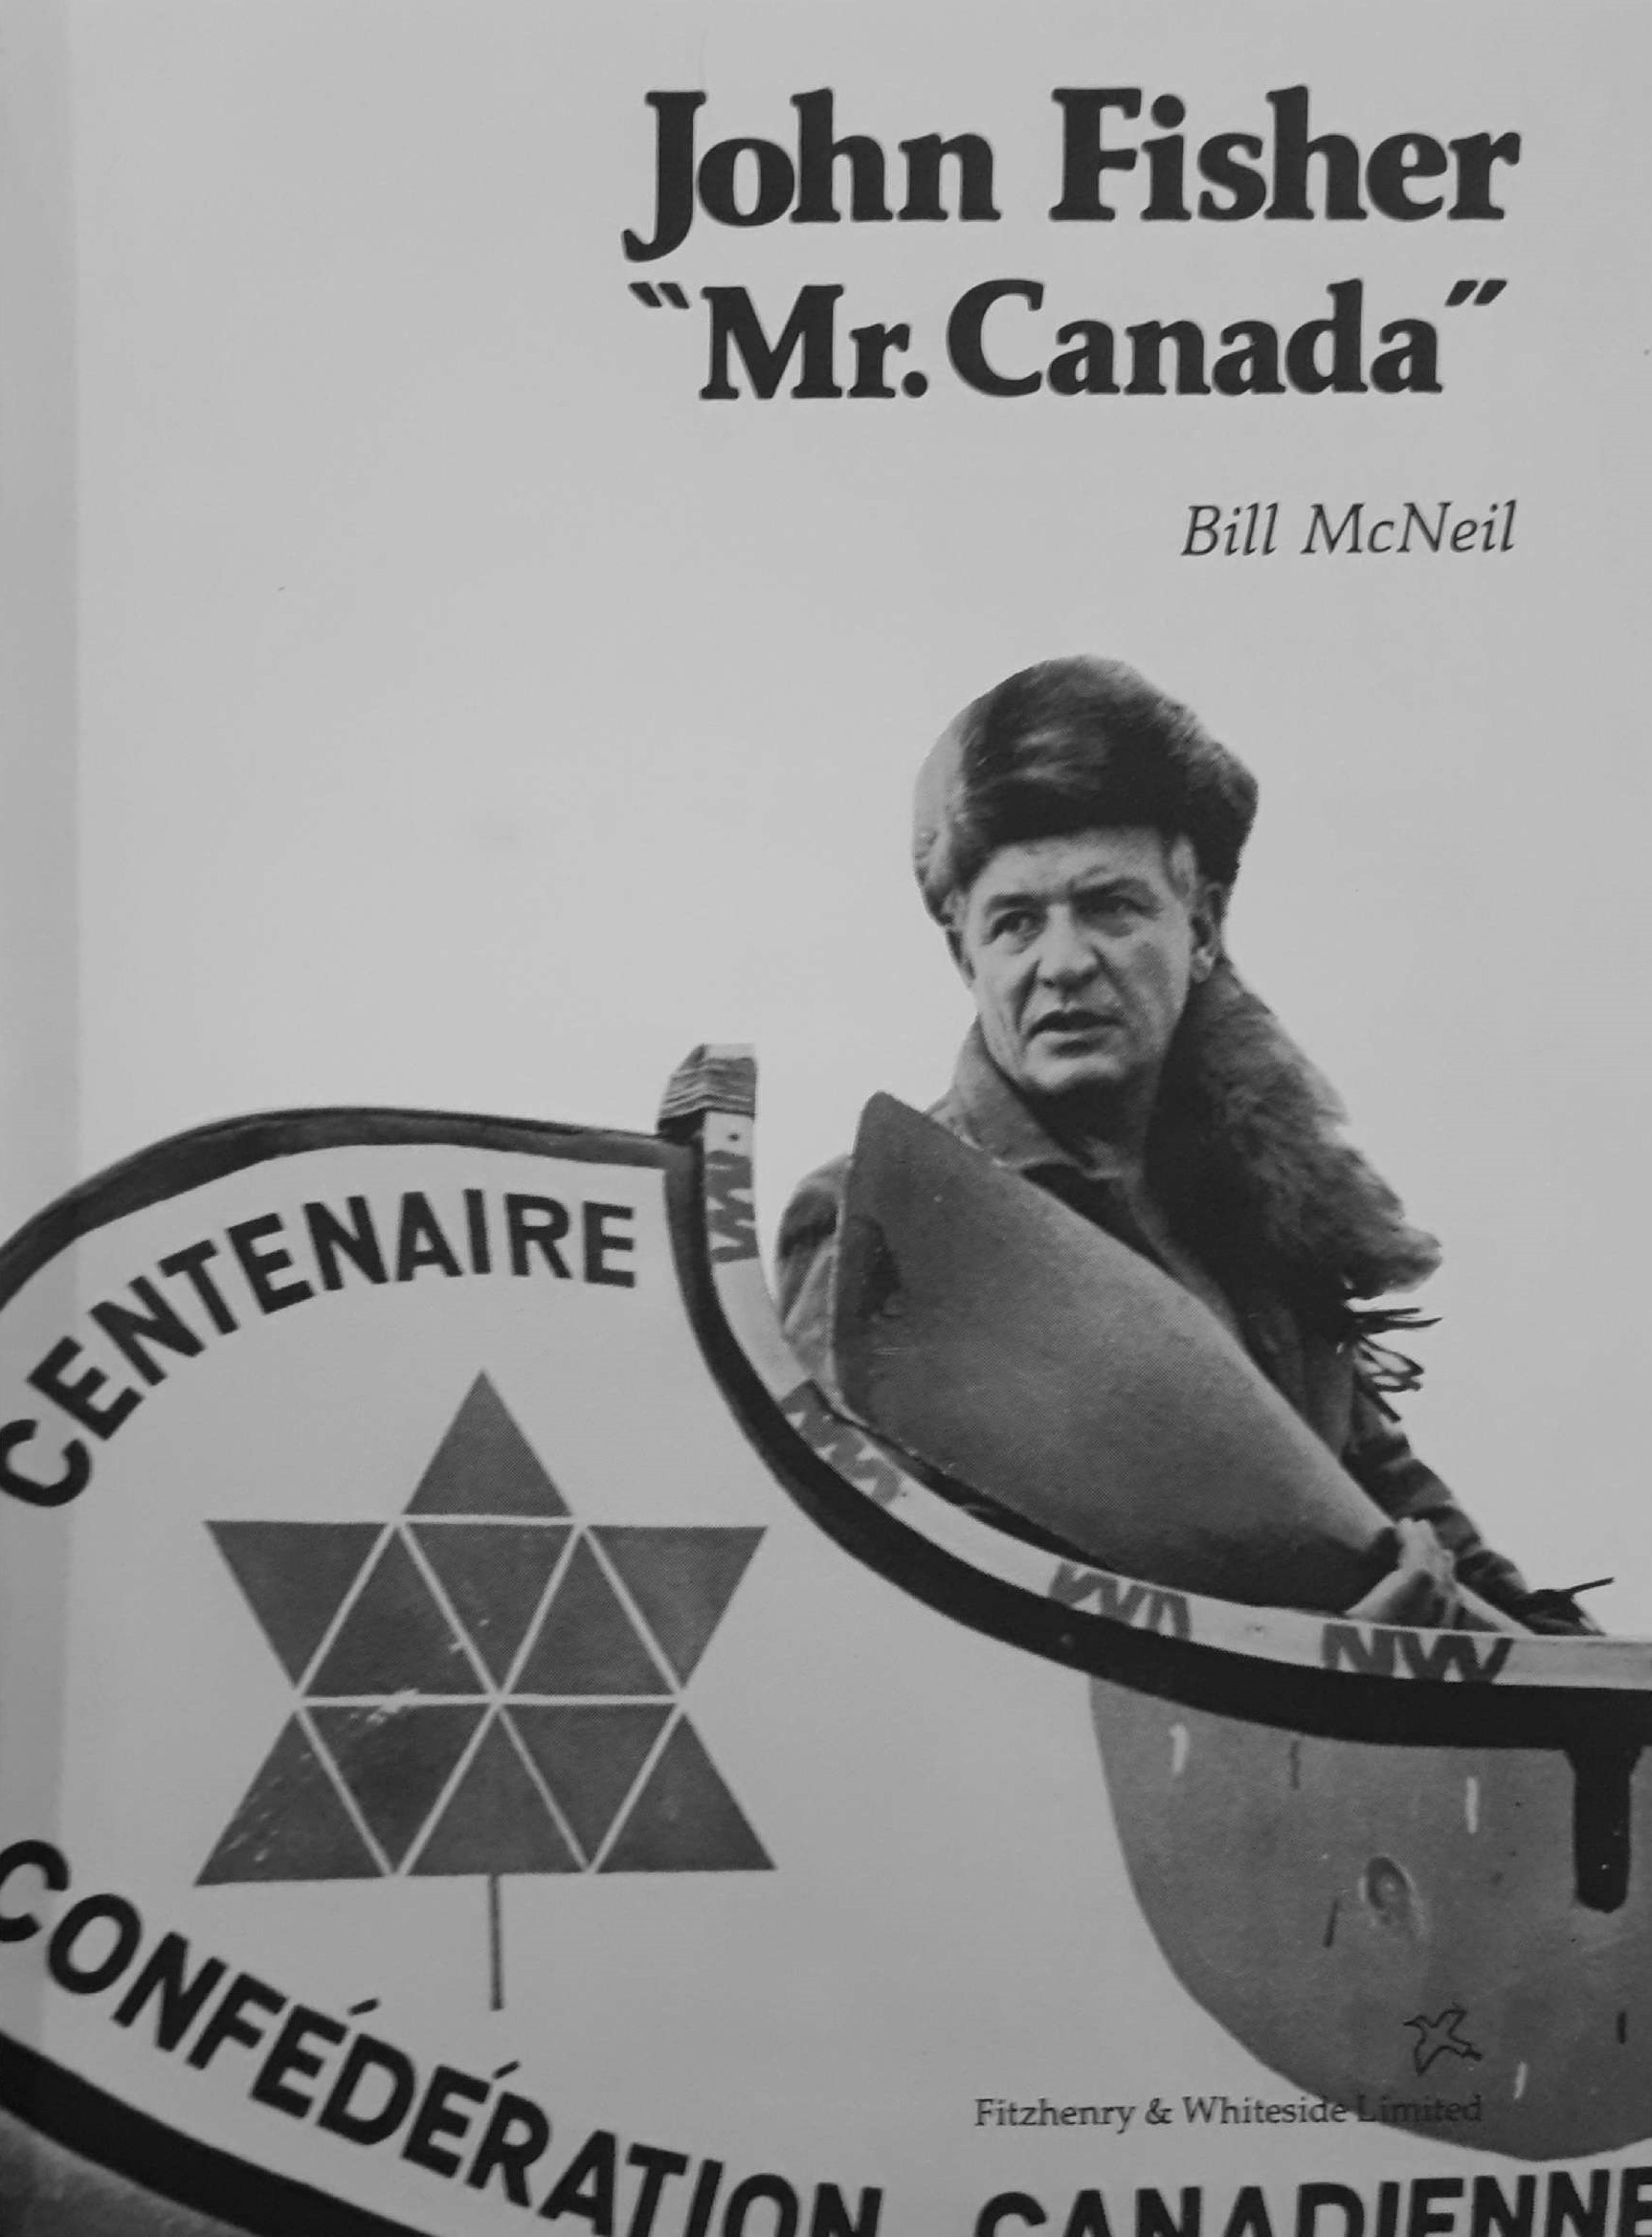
[776,655,1596,1634]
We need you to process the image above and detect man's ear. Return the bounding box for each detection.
[944,908,973,984]
[1188,881,1227,983]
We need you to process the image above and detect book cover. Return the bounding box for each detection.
[1,4,1649,2232]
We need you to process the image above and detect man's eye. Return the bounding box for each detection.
[989,910,1037,943]
[1083,896,1146,927]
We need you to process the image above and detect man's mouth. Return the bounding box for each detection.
[1030,1010,1117,1040]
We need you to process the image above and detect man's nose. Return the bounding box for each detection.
[1034,913,1097,985]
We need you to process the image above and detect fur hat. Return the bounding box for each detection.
[913,655,1259,920]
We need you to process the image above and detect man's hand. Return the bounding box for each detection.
[1346,1517,1461,1628]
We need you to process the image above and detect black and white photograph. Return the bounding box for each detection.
[1,4,1649,2231]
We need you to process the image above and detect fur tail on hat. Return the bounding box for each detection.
[1150,957,1440,1308]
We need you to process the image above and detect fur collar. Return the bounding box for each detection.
[1148,957,1440,1313]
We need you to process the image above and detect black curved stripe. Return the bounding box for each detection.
[0,1106,673,1309]
[0,2036,423,2237]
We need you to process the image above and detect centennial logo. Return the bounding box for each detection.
[201,1373,767,2001]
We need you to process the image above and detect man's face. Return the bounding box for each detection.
[953,828,1217,1109]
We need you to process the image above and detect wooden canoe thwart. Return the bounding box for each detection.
[831,1092,1398,1613]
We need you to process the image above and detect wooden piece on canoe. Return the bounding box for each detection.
[832,1093,1396,1612]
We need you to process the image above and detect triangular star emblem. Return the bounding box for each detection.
[515,1537,671,1697]
[204,1368,768,2007]
[311,1702,486,1868]
[507,1702,672,1862]
[307,1533,484,1696]
[593,1525,763,1683]
[198,1719,380,1884]
[410,1715,578,1875]
[412,1520,570,1683]
[208,1521,382,1685]
[602,1719,770,1872]
[405,1375,569,1516]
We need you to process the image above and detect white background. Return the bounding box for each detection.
[3,0,1650,1642]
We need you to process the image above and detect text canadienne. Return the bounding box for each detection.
[623,88,1521,403]
[0,1185,637,1510]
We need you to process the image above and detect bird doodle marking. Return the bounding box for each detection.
[1405,2006,1484,2076]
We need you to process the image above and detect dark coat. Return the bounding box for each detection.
[776,1010,1550,1624]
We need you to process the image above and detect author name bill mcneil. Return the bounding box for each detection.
[1182,498,1516,558]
